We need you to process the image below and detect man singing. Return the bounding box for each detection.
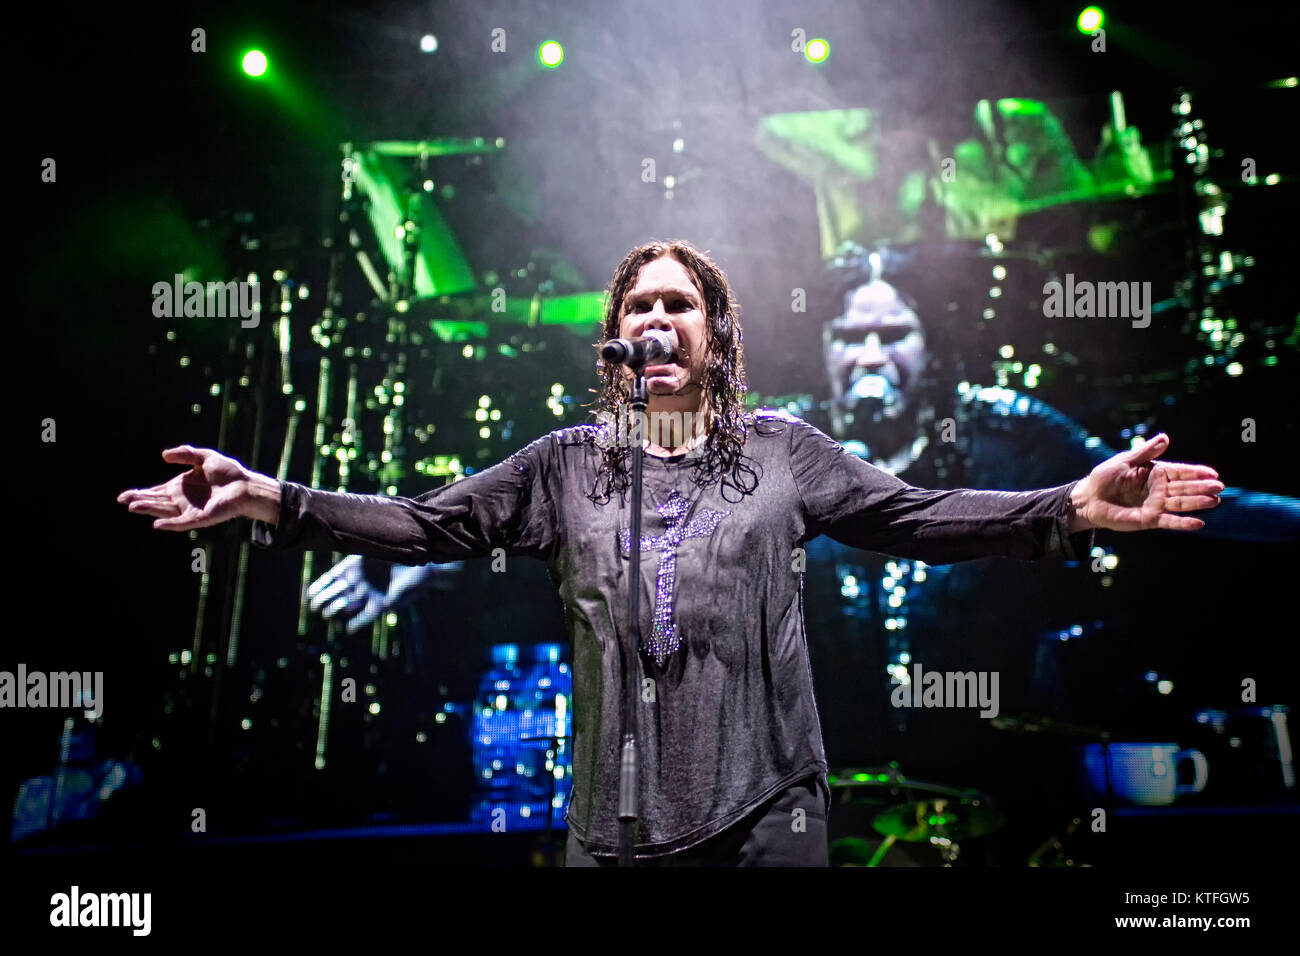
[119,239,1223,866]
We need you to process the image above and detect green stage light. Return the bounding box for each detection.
[1077,7,1104,33]
[242,50,268,77]
[539,41,564,68]
[805,38,830,63]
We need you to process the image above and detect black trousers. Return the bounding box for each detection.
[564,775,830,867]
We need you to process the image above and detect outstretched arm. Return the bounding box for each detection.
[119,435,559,565]
[961,388,1293,543]
[790,421,1220,565]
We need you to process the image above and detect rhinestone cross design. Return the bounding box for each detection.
[619,490,731,666]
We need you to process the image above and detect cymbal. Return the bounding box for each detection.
[417,290,607,330]
[990,713,1111,739]
[827,767,907,789]
[827,767,977,800]
[364,138,505,157]
[872,798,1005,842]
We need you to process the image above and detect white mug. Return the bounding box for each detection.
[1083,743,1208,806]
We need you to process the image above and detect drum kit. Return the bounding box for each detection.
[831,699,1295,866]
[148,133,603,801]
[826,764,1006,867]
[824,714,1122,867]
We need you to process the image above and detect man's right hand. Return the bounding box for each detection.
[117,445,281,531]
[308,555,389,634]
[307,556,463,634]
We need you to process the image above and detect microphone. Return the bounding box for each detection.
[599,330,677,367]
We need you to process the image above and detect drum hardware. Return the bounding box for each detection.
[1028,816,1089,867]
[990,712,1112,741]
[829,765,1003,866]
[522,733,567,866]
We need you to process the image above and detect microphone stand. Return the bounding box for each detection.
[617,370,649,866]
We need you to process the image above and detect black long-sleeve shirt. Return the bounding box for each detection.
[251,412,1091,857]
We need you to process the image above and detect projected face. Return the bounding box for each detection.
[823,279,927,428]
[618,255,709,400]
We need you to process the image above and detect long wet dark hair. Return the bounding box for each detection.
[588,239,757,503]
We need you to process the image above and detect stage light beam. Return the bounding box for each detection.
[805,38,830,63]
[242,49,268,77]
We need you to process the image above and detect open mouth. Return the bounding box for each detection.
[842,372,901,409]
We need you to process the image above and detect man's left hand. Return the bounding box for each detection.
[1070,433,1223,532]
